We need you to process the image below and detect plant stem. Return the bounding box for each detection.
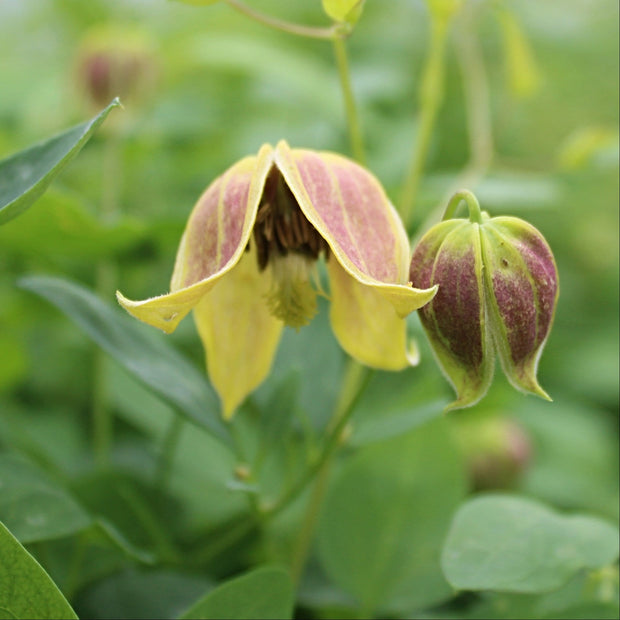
[224,0,340,40]
[282,361,372,584]
[264,362,371,520]
[413,3,493,242]
[399,17,449,228]
[442,189,482,223]
[333,35,366,164]
[93,131,121,468]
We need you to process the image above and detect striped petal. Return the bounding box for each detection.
[274,140,437,317]
[328,259,419,369]
[193,247,283,419]
[117,144,274,331]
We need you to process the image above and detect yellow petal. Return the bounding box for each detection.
[327,259,419,370]
[193,249,283,419]
[117,144,274,332]
[274,140,437,317]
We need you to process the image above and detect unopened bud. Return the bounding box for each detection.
[76,25,156,110]
[409,190,559,410]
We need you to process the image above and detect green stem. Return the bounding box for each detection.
[399,17,449,228]
[280,362,372,584]
[412,4,493,243]
[93,132,121,468]
[224,0,340,40]
[265,362,371,520]
[442,189,482,223]
[333,35,366,164]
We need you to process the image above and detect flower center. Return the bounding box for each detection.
[266,254,319,328]
[253,167,329,270]
[252,167,328,328]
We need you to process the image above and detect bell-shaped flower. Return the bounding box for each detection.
[409,190,558,410]
[117,141,437,418]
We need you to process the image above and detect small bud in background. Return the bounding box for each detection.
[452,415,532,490]
[409,190,559,410]
[76,25,157,111]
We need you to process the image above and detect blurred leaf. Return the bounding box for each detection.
[0,454,91,544]
[179,565,294,620]
[0,520,78,619]
[75,567,213,620]
[496,6,542,98]
[0,333,28,392]
[318,418,467,615]
[441,494,620,593]
[557,126,619,170]
[514,398,619,519]
[108,364,244,532]
[19,275,233,447]
[71,470,177,562]
[322,0,365,24]
[0,189,147,260]
[0,99,119,226]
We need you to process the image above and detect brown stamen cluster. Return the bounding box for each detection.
[252,168,329,271]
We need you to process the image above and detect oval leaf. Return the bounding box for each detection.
[0,521,78,619]
[441,494,620,593]
[0,99,120,225]
[318,417,467,615]
[19,275,232,447]
[179,565,294,620]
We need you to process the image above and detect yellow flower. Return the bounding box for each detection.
[117,141,437,418]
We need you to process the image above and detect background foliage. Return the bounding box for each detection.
[0,0,618,618]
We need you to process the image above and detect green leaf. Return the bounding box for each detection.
[179,565,294,620]
[441,494,620,593]
[0,454,91,544]
[19,275,232,447]
[0,99,119,226]
[0,189,147,261]
[318,418,467,615]
[322,0,365,24]
[0,520,78,619]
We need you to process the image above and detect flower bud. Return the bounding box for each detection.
[76,25,157,110]
[453,415,532,490]
[409,190,558,410]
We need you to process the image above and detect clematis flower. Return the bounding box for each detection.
[117,141,437,418]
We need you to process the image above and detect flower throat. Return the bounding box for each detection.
[251,167,328,328]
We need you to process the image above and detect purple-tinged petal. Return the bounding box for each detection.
[274,141,437,317]
[410,220,494,408]
[481,218,558,399]
[328,259,419,370]
[117,144,274,332]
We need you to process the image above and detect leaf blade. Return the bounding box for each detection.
[179,565,294,620]
[0,521,78,619]
[19,275,232,447]
[441,494,620,593]
[0,99,120,225]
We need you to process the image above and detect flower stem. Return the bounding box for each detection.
[224,0,339,40]
[442,189,483,223]
[412,3,493,243]
[284,361,372,584]
[399,17,449,228]
[333,35,366,164]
